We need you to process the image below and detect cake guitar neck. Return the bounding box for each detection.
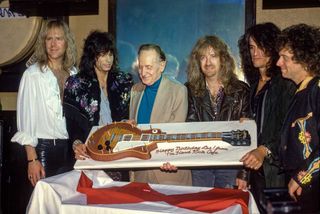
[122,130,251,146]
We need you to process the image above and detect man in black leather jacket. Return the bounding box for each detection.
[238,23,296,213]
[186,35,250,189]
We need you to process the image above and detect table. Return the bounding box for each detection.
[27,170,260,214]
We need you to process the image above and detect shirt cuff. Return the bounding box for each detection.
[11,131,38,147]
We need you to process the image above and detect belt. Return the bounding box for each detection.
[38,138,68,144]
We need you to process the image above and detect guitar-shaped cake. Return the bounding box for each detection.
[86,122,251,161]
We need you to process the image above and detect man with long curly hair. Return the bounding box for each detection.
[186,35,250,189]
[64,31,133,181]
[277,23,320,213]
[238,23,296,210]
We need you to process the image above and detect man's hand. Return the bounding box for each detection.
[25,145,45,186]
[236,178,248,190]
[239,117,250,123]
[288,178,303,201]
[240,145,267,170]
[288,171,306,201]
[160,162,178,172]
[28,160,45,187]
[125,119,137,127]
[73,141,90,160]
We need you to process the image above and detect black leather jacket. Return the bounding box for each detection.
[185,79,251,181]
[186,79,251,122]
[251,73,296,158]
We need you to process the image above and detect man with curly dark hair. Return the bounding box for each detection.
[238,23,296,209]
[63,31,133,181]
[277,23,320,213]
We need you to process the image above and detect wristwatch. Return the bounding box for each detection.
[72,139,83,151]
[265,146,272,158]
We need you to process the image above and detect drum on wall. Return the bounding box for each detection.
[0,17,43,67]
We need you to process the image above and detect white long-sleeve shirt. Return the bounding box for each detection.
[11,63,77,147]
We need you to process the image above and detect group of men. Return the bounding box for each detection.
[131,23,320,213]
[11,18,319,214]
[127,23,319,213]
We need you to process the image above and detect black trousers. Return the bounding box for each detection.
[250,168,266,213]
[36,139,73,177]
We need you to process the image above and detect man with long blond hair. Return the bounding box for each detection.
[186,35,250,189]
[12,19,77,187]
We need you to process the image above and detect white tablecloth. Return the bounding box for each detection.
[27,170,260,214]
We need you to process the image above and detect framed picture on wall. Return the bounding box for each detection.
[263,0,320,9]
[109,0,255,84]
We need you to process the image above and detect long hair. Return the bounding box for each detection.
[35,19,77,72]
[79,31,118,78]
[238,22,281,86]
[277,24,320,76]
[187,35,238,97]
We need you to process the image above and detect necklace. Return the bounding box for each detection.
[208,86,224,117]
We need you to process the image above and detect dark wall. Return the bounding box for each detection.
[0,59,26,92]
[0,111,32,214]
[9,0,99,16]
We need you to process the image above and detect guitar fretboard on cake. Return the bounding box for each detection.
[121,132,225,142]
[100,129,250,147]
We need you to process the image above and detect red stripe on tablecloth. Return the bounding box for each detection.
[77,172,249,214]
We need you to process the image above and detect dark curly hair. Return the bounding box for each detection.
[79,31,119,78]
[277,24,320,76]
[238,22,281,85]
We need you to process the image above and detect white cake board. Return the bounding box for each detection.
[74,120,257,170]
